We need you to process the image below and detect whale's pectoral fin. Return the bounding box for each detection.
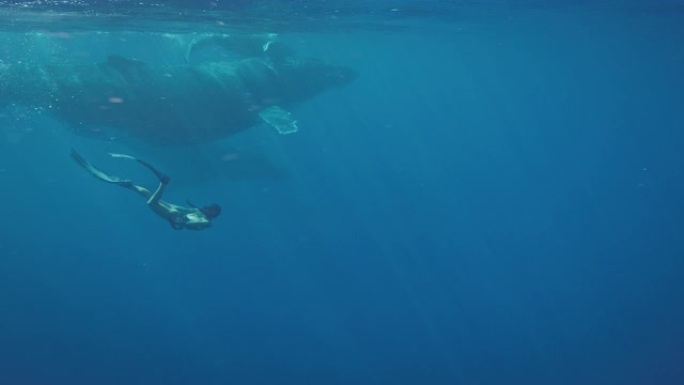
[258,106,299,135]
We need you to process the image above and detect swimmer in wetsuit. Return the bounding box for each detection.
[71,149,221,230]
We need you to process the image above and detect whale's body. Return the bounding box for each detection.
[0,54,356,145]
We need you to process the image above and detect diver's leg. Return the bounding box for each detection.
[72,149,153,200]
[136,159,170,184]
[71,149,132,186]
[129,184,153,200]
[108,152,170,184]
[147,179,168,205]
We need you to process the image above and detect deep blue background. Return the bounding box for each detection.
[1,3,684,385]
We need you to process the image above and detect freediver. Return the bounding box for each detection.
[71,149,221,230]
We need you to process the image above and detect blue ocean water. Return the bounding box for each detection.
[1,1,683,384]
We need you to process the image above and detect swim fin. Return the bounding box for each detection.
[108,152,169,183]
[71,149,132,186]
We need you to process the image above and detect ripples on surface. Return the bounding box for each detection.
[4,0,684,35]
[0,0,460,33]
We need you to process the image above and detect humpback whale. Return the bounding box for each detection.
[184,33,291,63]
[0,52,357,145]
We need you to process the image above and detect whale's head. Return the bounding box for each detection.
[275,57,358,101]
